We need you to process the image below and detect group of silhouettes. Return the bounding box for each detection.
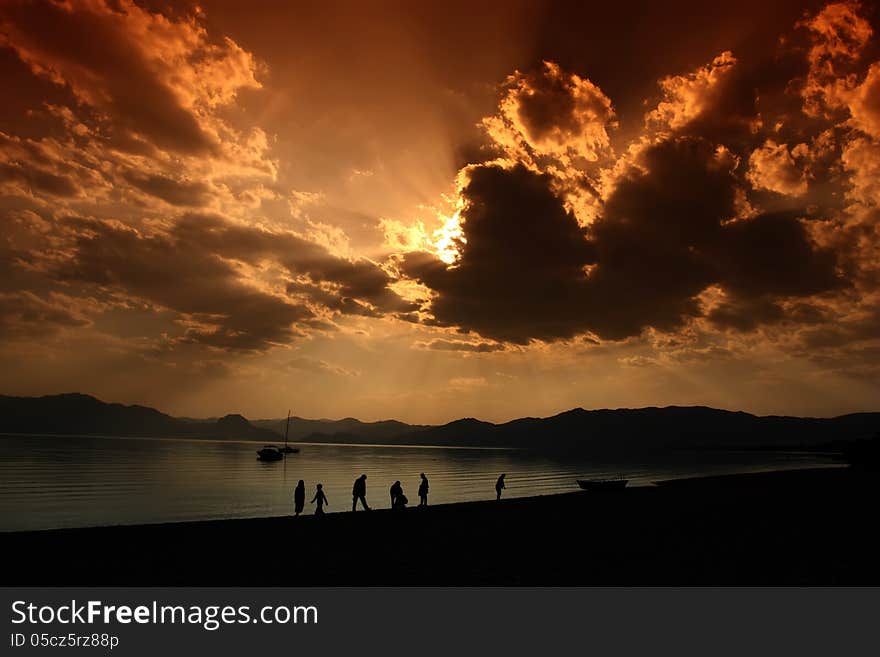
[290,472,507,516]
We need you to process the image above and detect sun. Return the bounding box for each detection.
[433,210,465,265]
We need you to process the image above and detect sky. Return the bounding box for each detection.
[1,0,880,423]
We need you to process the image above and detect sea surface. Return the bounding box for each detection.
[0,434,842,532]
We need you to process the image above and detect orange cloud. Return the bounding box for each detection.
[401,4,878,348]
[747,140,808,196]
[646,52,737,132]
[0,0,260,154]
[799,1,874,118]
[2,0,880,401]
[484,61,616,165]
[846,61,880,138]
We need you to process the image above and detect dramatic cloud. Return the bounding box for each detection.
[799,1,874,119]
[842,137,880,205]
[403,163,596,343]
[0,0,260,154]
[401,3,878,348]
[747,140,809,196]
[0,0,277,226]
[646,51,739,133]
[404,134,842,343]
[1,0,879,420]
[847,61,880,138]
[40,212,413,351]
[485,61,616,164]
[0,1,398,354]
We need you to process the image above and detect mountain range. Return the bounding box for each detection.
[0,393,278,442]
[2,393,878,453]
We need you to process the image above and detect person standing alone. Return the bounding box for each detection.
[496,473,506,501]
[418,473,429,506]
[293,479,305,516]
[352,474,370,512]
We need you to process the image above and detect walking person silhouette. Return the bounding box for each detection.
[352,474,370,511]
[311,483,328,515]
[293,479,305,516]
[418,473,429,506]
[496,473,506,501]
[390,480,402,509]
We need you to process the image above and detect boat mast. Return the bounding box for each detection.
[284,410,291,447]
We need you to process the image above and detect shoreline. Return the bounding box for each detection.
[4,466,877,585]
[0,463,847,536]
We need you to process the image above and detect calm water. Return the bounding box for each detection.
[0,434,841,532]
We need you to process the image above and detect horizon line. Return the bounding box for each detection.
[3,391,879,427]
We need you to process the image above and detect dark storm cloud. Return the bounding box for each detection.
[711,210,842,298]
[403,164,596,344]
[582,138,738,338]
[404,138,843,343]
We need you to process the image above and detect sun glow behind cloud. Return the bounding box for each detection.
[1,0,879,421]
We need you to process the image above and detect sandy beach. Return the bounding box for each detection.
[4,466,878,585]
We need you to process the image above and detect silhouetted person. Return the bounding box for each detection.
[352,474,370,511]
[393,485,408,510]
[293,479,305,516]
[496,473,506,500]
[418,473,429,506]
[311,483,328,515]
[390,480,402,508]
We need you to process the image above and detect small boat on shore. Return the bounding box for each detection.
[256,446,284,462]
[577,478,628,491]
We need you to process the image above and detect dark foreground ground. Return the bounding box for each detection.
[4,467,878,585]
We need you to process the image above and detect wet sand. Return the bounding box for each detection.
[4,467,878,585]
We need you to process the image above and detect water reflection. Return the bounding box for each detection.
[0,434,840,531]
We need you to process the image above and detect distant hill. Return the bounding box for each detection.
[0,393,279,441]
[379,406,880,453]
[251,416,429,442]
[2,393,878,453]
[288,406,880,453]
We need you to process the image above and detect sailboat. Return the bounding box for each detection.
[280,410,299,454]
